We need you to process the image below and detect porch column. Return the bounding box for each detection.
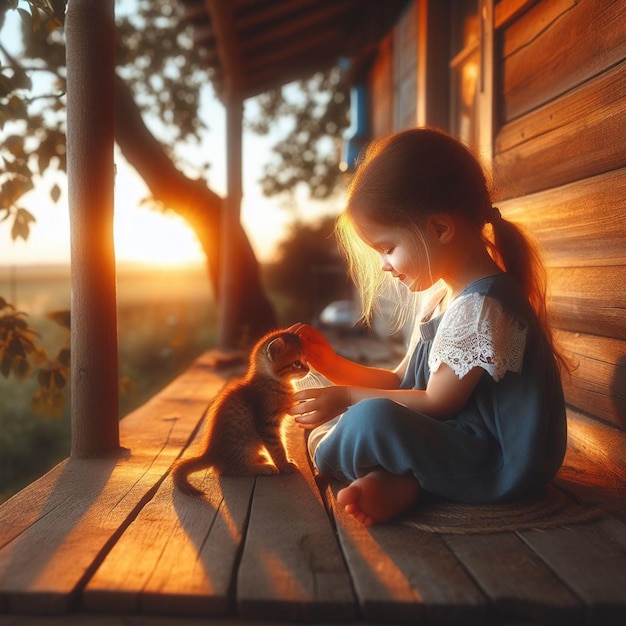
[217,90,244,349]
[66,0,120,457]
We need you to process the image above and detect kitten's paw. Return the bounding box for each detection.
[259,464,279,475]
[279,461,298,474]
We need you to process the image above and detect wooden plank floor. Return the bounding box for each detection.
[1,347,626,625]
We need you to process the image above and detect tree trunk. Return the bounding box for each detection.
[113,74,277,344]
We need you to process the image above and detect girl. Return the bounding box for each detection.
[290,128,567,526]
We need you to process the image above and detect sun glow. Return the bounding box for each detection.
[113,208,204,268]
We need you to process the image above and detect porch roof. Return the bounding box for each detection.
[179,0,410,99]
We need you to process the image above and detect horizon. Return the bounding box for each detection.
[0,4,340,273]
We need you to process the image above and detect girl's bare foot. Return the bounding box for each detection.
[336,470,421,526]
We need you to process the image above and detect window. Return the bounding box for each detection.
[450,0,481,147]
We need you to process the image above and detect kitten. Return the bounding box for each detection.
[172,330,309,495]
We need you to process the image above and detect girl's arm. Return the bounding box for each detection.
[291,362,484,429]
[290,323,403,388]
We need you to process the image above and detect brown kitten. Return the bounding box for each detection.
[172,330,309,495]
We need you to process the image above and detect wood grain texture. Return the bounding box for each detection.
[0,357,225,614]
[443,531,583,624]
[83,475,253,616]
[324,481,487,624]
[236,422,356,621]
[548,266,626,341]
[494,61,626,197]
[500,0,626,122]
[369,35,394,137]
[498,168,626,268]
[520,518,626,626]
[557,331,626,428]
[557,408,626,522]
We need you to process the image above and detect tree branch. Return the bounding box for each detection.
[113,74,277,340]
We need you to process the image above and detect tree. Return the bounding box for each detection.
[1,0,276,342]
[1,0,351,412]
[247,69,350,202]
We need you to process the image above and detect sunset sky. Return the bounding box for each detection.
[0,3,340,269]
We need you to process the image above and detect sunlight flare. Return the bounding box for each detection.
[114,210,204,268]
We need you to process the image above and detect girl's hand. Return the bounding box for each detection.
[290,386,351,430]
[288,323,337,373]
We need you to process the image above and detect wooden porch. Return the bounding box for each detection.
[1,334,625,626]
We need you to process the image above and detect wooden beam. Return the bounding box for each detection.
[203,4,245,347]
[217,90,244,349]
[65,0,120,457]
[416,0,450,130]
[205,0,243,94]
[478,0,494,162]
[494,0,538,29]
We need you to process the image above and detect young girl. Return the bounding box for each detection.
[290,128,567,526]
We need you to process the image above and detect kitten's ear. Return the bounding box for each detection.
[266,336,286,361]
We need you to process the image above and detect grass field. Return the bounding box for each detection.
[0,263,217,502]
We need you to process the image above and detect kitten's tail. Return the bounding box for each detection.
[171,456,212,496]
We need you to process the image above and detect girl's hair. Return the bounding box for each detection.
[336,127,565,367]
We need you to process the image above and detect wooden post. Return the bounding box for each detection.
[66,0,120,457]
[416,0,449,130]
[217,90,244,349]
[478,0,494,162]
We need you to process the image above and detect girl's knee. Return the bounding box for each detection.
[334,398,412,454]
[342,398,401,432]
[313,400,392,477]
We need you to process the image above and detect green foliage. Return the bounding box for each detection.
[0,1,66,240]
[30,308,69,418]
[0,385,70,501]
[0,266,218,503]
[1,0,352,416]
[2,0,351,238]
[1,0,213,238]
[0,296,70,418]
[8,0,64,33]
[0,295,40,379]
[248,68,351,201]
[115,0,212,158]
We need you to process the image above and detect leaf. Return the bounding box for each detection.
[2,178,34,210]
[31,386,66,419]
[56,347,70,367]
[37,368,52,389]
[11,66,32,91]
[46,16,63,34]
[11,208,36,242]
[4,135,25,157]
[12,357,31,380]
[53,369,66,389]
[17,8,32,26]
[29,3,42,33]
[47,309,70,329]
[38,143,53,174]
[1,355,11,378]
[50,183,61,203]
[8,335,26,358]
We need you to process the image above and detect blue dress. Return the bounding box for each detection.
[310,274,567,503]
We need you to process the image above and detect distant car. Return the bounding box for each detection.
[318,298,411,342]
[318,300,363,332]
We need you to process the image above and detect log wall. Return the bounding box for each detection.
[493,0,626,430]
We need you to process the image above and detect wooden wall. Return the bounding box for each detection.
[362,0,625,441]
[493,0,626,431]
